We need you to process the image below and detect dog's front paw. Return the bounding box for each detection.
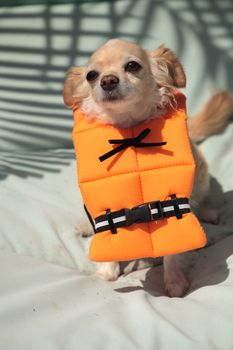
[96,262,120,281]
[75,221,94,237]
[164,275,189,298]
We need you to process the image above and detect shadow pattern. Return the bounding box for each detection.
[0,0,232,179]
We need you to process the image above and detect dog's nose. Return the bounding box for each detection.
[100,75,119,91]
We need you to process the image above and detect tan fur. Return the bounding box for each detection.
[64,39,233,297]
[63,39,186,127]
[188,91,233,143]
[150,46,186,88]
[63,67,87,107]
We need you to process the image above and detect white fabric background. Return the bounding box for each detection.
[0,1,233,349]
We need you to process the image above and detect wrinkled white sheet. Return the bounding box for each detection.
[0,150,94,273]
[1,1,233,349]
[0,146,233,350]
[0,235,233,350]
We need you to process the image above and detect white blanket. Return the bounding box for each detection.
[0,236,233,350]
[0,1,233,349]
[0,147,233,349]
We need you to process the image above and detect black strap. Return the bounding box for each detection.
[99,128,167,162]
[171,194,183,219]
[83,204,96,233]
[106,209,117,234]
[93,195,190,234]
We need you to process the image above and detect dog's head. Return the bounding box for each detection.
[63,39,186,127]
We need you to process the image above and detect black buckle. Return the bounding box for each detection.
[124,203,151,226]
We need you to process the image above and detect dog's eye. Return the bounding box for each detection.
[125,61,142,73]
[86,70,99,82]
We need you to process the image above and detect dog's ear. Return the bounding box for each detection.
[149,46,186,88]
[63,67,87,108]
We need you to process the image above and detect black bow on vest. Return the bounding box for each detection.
[99,128,167,162]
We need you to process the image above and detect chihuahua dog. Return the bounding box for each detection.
[64,39,233,297]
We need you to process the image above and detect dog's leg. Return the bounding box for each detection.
[163,254,189,297]
[75,219,94,237]
[191,142,220,223]
[163,138,222,297]
[96,262,120,281]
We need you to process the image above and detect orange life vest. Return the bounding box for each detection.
[72,92,206,262]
